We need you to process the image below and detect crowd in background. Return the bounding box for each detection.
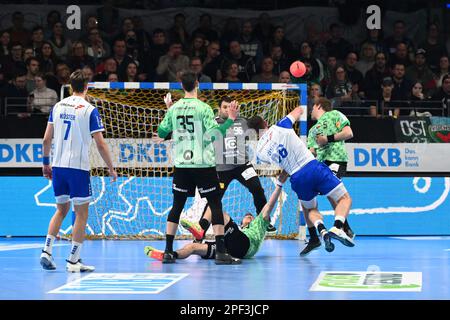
[0,8,449,117]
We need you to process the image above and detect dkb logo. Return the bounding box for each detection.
[354,148,401,167]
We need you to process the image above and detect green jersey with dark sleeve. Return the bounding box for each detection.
[157,98,233,168]
[312,110,350,162]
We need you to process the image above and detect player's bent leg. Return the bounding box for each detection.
[180,219,205,241]
[327,196,355,240]
[327,189,355,247]
[300,206,322,257]
[301,199,335,253]
[163,192,188,263]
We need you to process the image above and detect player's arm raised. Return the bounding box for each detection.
[92,132,117,182]
[42,122,54,180]
[157,107,174,139]
[203,100,239,138]
[260,170,289,221]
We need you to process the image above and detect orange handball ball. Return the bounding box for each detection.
[290,60,306,78]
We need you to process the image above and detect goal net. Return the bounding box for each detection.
[83,82,307,239]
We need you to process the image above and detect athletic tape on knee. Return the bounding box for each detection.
[326,183,348,203]
[300,198,318,209]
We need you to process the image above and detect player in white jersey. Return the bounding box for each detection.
[247,106,354,253]
[40,70,117,272]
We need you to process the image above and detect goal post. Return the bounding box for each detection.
[66,82,308,239]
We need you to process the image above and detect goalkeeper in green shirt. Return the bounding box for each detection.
[301,97,355,256]
[157,71,241,265]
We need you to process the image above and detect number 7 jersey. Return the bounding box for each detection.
[48,95,104,171]
[256,115,315,175]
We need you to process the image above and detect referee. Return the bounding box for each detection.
[302,97,355,256]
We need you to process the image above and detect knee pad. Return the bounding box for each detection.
[167,194,187,224]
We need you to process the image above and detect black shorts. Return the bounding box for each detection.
[217,163,259,194]
[172,167,221,198]
[324,161,347,179]
[200,218,250,259]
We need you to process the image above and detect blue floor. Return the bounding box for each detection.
[0,236,449,300]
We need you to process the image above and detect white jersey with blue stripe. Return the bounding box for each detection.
[256,115,314,175]
[48,95,104,171]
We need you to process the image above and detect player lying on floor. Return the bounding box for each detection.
[144,171,288,261]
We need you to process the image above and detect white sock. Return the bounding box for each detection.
[43,235,55,255]
[335,215,346,223]
[68,241,82,263]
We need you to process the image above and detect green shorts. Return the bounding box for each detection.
[242,213,270,258]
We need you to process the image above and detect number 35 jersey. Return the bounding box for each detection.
[256,115,314,176]
[48,95,104,171]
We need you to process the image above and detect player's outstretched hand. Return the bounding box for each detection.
[163,92,173,108]
[228,100,240,121]
[43,165,52,180]
[109,168,118,182]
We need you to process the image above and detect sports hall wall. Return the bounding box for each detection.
[1,117,449,236]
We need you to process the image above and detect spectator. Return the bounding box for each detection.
[0,42,26,80]
[45,62,70,98]
[119,61,139,82]
[114,17,134,43]
[80,15,101,44]
[66,41,95,71]
[187,34,207,60]
[30,26,44,56]
[48,21,72,61]
[222,61,241,83]
[406,49,437,95]
[325,23,353,61]
[44,10,61,39]
[203,40,222,82]
[189,56,211,83]
[0,72,29,114]
[271,45,290,76]
[25,57,40,93]
[93,57,117,81]
[38,41,60,75]
[220,18,240,53]
[167,13,190,48]
[124,29,142,66]
[251,56,278,83]
[96,0,120,40]
[1,30,11,57]
[321,54,337,90]
[370,77,399,118]
[298,41,324,82]
[292,59,320,86]
[435,55,449,88]
[112,38,135,78]
[239,20,264,69]
[418,23,448,73]
[278,70,291,83]
[308,83,323,108]
[431,74,450,116]
[223,40,255,82]
[253,13,274,49]
[28,73,58,114]
[7,12,30,47]
[132,16,152,56]
[303,20,328,61]
[355,42,376,77]
[325,65,353,108]
[156,41,189,82]
[82,65,95,82]
[392,63,413,99]
[266,26,294,61]
[142,28,169,80]
[384,20,415,62]
[363,51,391,100]
[87,28,110,64]
[390,42,412,68]
[360,28,386,57]
[23,47,35,61]
[408,81,432,117]
[107,72,119,82]
[344,52,363,88]
[192,14,219,43]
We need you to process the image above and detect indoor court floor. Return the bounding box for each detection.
[1,236,449,300]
